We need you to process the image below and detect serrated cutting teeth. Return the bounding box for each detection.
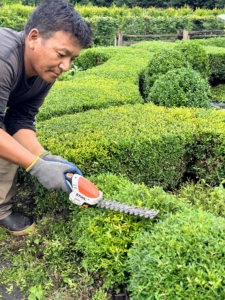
[96,199,159,219]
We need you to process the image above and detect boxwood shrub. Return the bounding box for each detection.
[128,208,225,300]
[140,49,190,100]
[148,67,211,108]
[174,40,210,79]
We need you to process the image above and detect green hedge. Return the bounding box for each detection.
[140,48,190,99]
[0,4,33,30]
[75,5,225,18]
[0,4,224,46]
[205,46,225,82]
[177,180,225,218]
[174,40,210,79]
[131,41,225,86]
[148,67,211,108]
[74,46,119,70]
[194,37,225,48]
[211,84,225,102]
[128,208,225,299]
[130,40,175,52]
[38,48,152,121]
[67,173,187,289]
[37,77,143,121]
[88,16,118,46]
[37,103,225,190]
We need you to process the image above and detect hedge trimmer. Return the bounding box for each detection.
[65,173,159,219]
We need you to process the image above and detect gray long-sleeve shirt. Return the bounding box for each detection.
[0,27,53,135]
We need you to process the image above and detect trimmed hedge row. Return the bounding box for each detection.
[196,37,225,48]
[37,103,225,190]
[73,46,120,70]
[37,78,143,121]
[38,48,152,121]
[75,5,225,18]
[40,40,225,122]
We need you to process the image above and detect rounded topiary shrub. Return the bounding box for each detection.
[148,67,211,108]
[174,40,210,79]
[140,48,190,100]
[128,209,225,300]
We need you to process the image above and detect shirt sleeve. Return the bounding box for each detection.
[0,57,14,129]
[0,55,53,136]
[4,85,52,136]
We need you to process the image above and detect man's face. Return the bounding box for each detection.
[25,30,82,82]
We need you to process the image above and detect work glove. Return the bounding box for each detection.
[26,157,78,193]
[38,151,83,175]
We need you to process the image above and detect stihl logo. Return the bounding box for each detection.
[76,193,86,201]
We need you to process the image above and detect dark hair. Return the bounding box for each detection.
[24,0,92,48]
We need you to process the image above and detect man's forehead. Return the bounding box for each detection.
[46,31,82,55]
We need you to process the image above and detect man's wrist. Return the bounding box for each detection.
[26,156,40,171]
[37,150,48,157]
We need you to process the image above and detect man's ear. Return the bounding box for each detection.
[27,28,41,49]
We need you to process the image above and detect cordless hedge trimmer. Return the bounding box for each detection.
[65,173,159,219]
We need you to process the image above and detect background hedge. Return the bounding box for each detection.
[0,4,225,46]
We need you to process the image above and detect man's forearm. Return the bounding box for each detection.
[13,129,44,156]
[0,128,42,169]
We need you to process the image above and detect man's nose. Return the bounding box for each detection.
[59,58,72,72]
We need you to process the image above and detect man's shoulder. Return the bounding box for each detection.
[0,28,24,57]
[0,27,24,41]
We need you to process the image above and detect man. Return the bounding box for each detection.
[0,0,92,236]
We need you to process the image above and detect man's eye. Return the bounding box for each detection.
[58,53,64,58]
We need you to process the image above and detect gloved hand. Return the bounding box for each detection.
[26,157,78,193]
[38,151,83,176]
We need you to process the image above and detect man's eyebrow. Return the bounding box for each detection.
[60,48,72,55]
[60,48,79,59]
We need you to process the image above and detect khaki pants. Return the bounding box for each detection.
[0,158,18,220]
[0,126,19,220]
